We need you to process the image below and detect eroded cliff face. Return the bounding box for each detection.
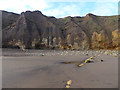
[2,11,119,50]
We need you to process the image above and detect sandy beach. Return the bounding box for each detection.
[2,49,118,88]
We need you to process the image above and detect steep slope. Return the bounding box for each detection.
[2,10,19,29]
[2,10,119,50]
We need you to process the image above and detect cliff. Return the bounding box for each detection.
[2,10,119,50]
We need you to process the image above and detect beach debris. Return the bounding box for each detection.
[109,52,113,55]
[65,80,72,88]
[65,85,70,88]
[113,54,118,57]
[104,51,108,54]
[98,60,103,62]
[84,56,95,63]
[112,53,118,57]
[90,56,95,59]
[85,60,94,63]
[84,59,89,63]
[84,59,94,63]
[41,54,44,56]
[78,56,95,67]
[67,80,72,85]
[78,63,84,67]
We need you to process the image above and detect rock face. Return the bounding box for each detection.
[2,11,119,50]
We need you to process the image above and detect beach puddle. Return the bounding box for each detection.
[60,61,84,64]
[60,56,95,68]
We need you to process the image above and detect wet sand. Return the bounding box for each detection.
[2,49,118,88]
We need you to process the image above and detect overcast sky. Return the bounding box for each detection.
[0,0,118,18]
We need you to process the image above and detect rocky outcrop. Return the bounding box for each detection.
[2,10,119,50]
